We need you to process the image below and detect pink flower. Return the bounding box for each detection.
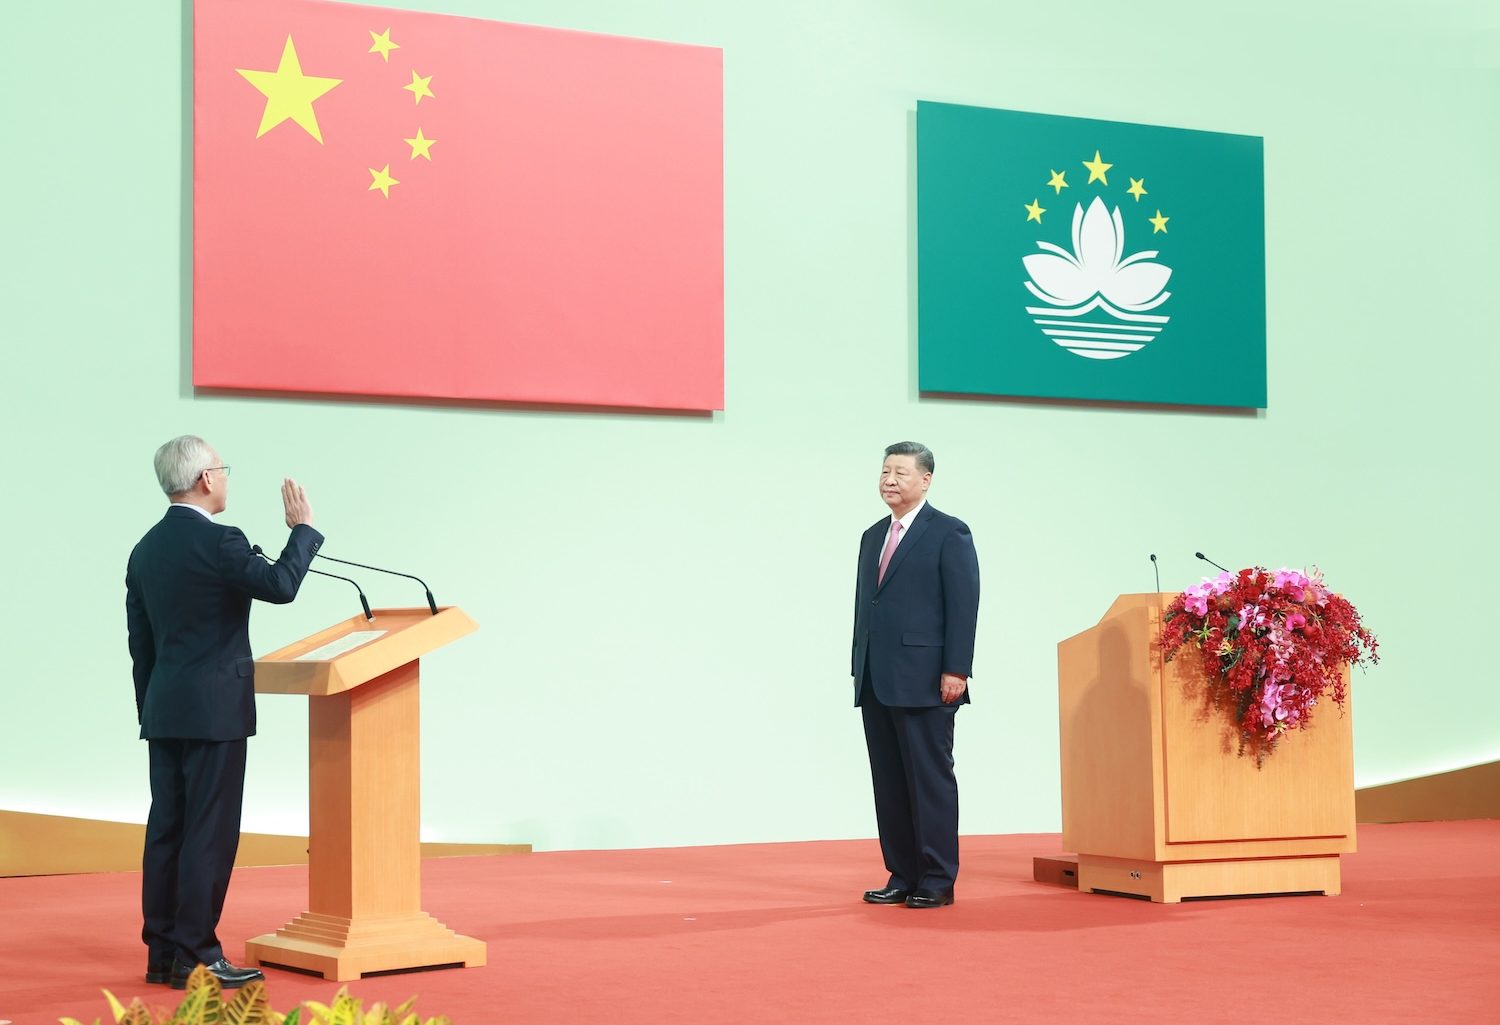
[1258,682,1284,727]
[1183,579,1219,617]
[1285,612,1307,631]
[1181,573,1235,618]
[1307,580,1330,606]
[1273,568,1309,602]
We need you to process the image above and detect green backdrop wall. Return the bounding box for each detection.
[3,0,1496,852]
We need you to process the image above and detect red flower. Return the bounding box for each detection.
[1157,566,1377,761]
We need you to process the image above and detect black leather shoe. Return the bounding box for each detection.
[862,885,912,904]
[904,888,955,908]
[170,958,265,989]
[145,953,175,984]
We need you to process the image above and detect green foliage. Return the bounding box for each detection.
[299,987,447,1025]
[57,973,448,1025]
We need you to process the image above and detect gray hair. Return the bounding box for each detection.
[884,441,934,475]
[153,435,215,495]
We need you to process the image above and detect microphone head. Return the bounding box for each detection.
[1150,553,1158,562]
[1194,552,1206,560]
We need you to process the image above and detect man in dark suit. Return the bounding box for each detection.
[851,441,980,909]
[126,435,324,988]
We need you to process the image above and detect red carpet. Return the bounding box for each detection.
[2,821,1495,1024]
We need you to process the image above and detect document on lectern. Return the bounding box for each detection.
[293,630,387,662]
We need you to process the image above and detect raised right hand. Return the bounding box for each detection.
[282,478,314,528]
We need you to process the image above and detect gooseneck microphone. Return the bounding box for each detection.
[1195,551,1231,574]
[254,544,373,621]
[314,552,438,615]
[1150,553,1161,594]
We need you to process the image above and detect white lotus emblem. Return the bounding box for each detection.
[1022,196,1172,361]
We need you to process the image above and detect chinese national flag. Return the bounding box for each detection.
[193,0,723,410]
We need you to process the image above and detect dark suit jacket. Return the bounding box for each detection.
[126,505,324,741]
[851,503,980,708]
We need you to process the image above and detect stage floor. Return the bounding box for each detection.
[2,820,1496,1024]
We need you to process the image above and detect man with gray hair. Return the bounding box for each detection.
[126,435,323,988]
[851,441,980,908]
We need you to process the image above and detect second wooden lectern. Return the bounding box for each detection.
[245,607,486,980]
[1058,593,1355,903]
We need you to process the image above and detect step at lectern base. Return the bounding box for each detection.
[1077,853,1341,903]
[246,911,486,981]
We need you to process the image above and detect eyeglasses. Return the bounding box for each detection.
[201,465,232,479]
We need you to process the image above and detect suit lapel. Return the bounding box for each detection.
[876,503,934,591]
[860,522,884,596]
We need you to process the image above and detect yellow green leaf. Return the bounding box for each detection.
[117,1000,154,1025]
[102,990,128,1023]
[222,981,272,1025]
[327,991,361,1025]
[168,986,208,1025]
[179,965,222,1025]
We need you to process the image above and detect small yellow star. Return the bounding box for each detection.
[1082,149,1112,185]
[1046,169,1068,195]
[1024,198,1046,223]
[369,164,400,198]
[368,28,400,62]
[403,70,434,104]
[1127,177,1148,201]
[404,128,436,161]
[1149,209,1170,233]
[236,36,342,143]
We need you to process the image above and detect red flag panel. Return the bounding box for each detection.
[194,0,724,410]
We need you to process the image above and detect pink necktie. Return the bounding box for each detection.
[877,520,903,584]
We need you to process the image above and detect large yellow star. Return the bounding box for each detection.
[368,28,400,62]
[1047,169,1068,195]
[369,164,400,198]
[404,70,435,104]
[404,128,436,161]
[1024,198,1046,223]
[236,37,342,143]
[1149,209,1170,233]
[1082,150,1112,185]
[1127,177,1148,201]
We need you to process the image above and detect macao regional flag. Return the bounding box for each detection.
[194,0,723,410]
[917,101,1266,408]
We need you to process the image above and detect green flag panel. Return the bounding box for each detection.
[917,102,1266,408]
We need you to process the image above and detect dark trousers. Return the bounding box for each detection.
[860,675,960,893]
[142,738,247,965]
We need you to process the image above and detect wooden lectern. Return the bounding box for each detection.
[1057,594,1355,903]
[245,607,487,980]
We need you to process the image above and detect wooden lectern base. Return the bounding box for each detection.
[252,611,490,984]
[1076,853,1342,903]
[1032,854,1080,888]
[246,911,486,981]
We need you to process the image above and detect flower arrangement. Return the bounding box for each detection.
[1159,567,1377,760]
